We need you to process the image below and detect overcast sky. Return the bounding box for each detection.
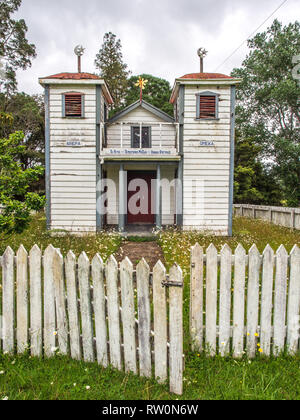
[14,0,300,95]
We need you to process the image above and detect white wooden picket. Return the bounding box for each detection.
[0,245,184,395]
[190,243,300,358]
[1,241,300,396]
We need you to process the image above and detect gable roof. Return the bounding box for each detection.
[42,72,102,80]
[107,100,174,124]
[179,72,234,80]
[170,72,241,103]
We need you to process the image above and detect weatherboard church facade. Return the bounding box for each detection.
[39,59,239,236]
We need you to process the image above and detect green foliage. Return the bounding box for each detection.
[234,130,283,205]
[95,32,131,109]
[0,0,36,94]
[0,130,45,233]
[232,19,300,206]
[0,92,45,170]
[120,74,173,117]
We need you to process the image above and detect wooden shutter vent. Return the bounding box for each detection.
[65,93,82,117]
[199,95,216,118]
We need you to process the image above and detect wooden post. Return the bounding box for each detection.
[260,245,274,356]
[205,244,218,356]
[190,243,204,352]
[136,259,151,378]
[92,254,108,367]
[273,245,288,356]
[2,247,15,354]
[65,251,81,361]
[287,245,300,355]
[219,244,232,357]
[246,244,261,358]
[153,260,167,383]
[232,244,246,358]
[120,257,137,374]
[16,245,28,354]
[106,255,122,370]
[30,245,42,357]
[78,252,94,362]
[169,264,183,395]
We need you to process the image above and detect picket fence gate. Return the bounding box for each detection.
[0,245,183,395]
[190,243,300,357]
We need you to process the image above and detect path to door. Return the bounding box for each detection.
[115,240,165,269]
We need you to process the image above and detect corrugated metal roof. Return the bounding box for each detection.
[180,72,233,79]
[43,72,102,80]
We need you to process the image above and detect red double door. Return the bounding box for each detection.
[127,171,156,224]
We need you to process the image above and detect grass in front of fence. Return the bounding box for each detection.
[1,352,300,400]
[0,213,123,260]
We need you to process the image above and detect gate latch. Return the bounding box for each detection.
[161,280,183,288]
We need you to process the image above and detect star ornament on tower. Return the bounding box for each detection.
[135,77,148,102]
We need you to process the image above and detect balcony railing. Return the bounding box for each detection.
[100,121,180,157]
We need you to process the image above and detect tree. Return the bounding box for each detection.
[234,130,283,205]
[232,19,300,206]
[0,128,45,233]
[0,0,36,94]
[0,92,45,169]
[122,74,173,116]
[95,32,130,109]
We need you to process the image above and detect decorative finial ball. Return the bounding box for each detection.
[197,48,208,58]
[74,45,85,57]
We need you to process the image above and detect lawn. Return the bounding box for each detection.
[1,213,300,400]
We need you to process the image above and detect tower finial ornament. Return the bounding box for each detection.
[197,48,208,73]
[74,45,85,73]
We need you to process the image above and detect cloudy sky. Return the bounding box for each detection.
[14,0,299,94]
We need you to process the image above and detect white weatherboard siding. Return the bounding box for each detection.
[182,85,231,234]
[49,84,98,232]
[106,107,176,149]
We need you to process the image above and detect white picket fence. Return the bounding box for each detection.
[0,245,183,395]
[190,243,300,357]
[1,242,300,395]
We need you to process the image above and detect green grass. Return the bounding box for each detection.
[1,352,300,400]
[1,213,300,400]
[0,212,123,260]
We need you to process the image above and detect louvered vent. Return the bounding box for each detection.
[65,93,82,117]
[199,95,216,118]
